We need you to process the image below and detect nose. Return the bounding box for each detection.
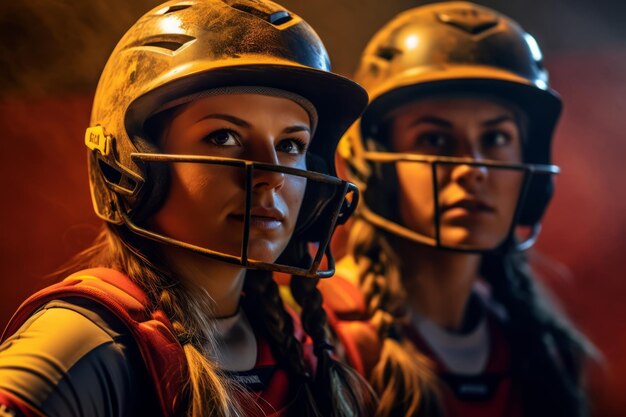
[248,142,285,191]
[447,139,488,187]
[450,159,488,191]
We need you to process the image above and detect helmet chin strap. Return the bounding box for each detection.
[355,150,558,254]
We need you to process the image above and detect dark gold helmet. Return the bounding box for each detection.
[85,0,367,276]
[344,1,561,251]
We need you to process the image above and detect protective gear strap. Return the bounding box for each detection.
[1,268,187,417]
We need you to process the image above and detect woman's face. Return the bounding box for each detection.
[389,96,524,249]
[151,93,311,263]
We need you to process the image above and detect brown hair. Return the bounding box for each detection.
[348,219,442,417]
[64,226,241,417]
[480,248,591,417]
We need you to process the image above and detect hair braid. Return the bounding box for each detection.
[242,270,323,417]
[481,250,590,417]
[290,274,377,417]
[349,219,442,417]
[243,270,309,376]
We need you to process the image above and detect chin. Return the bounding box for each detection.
[247,240,288,263]
[440,227,505,251]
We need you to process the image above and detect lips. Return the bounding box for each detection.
[229,207,285,230]
[441,198,495,214]
[250,207,284,222]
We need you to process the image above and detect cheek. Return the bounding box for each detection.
[396,163,434,229]
[282,176,307,220]
[173,164,241,205]
[492,170,524,218]
[151,165,242,239]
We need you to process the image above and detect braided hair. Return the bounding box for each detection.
[243,267,377,417]
[241,270,318,416]
[348,219,442,417]
[290,273,377,417]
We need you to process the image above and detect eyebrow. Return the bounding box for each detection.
[409,116,453,128]
[283,125,311,134]
[482,115,516,127]
[409,115,516,128]
[197,113,251,128]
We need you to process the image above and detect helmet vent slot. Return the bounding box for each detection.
[138,34,196,53]
[437,9,499,35]
[98,160,123,186]
[98,159,138,194]
[225,1,292,26]
[155,4,192,15]
[269,11,292,25]
[376,46,402,61]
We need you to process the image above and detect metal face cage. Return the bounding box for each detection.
[98,151,358,279]
[360,151,559,253]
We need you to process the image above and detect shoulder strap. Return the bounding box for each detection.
[1,268,187,417]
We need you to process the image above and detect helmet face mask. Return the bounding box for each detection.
[357,149,557,253]
[85,0,367,277]
[120,153,359,278]
[345,1,562,253]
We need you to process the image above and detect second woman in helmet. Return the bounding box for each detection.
[324,2,591,417]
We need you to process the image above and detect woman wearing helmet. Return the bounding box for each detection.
[326,2,591,417]
[0,1,376,416]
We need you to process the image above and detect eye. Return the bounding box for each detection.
[421,133,447,147]
[276,138,308,155]
[415,132,453,154]
[204,129,240,147]
[482,131,511,148]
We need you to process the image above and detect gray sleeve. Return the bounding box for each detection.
[0,300,152,417]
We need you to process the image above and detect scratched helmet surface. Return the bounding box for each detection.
[86,0,367,276]
[346,1,561,247]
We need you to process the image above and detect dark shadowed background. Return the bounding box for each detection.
[1,1,624,415]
